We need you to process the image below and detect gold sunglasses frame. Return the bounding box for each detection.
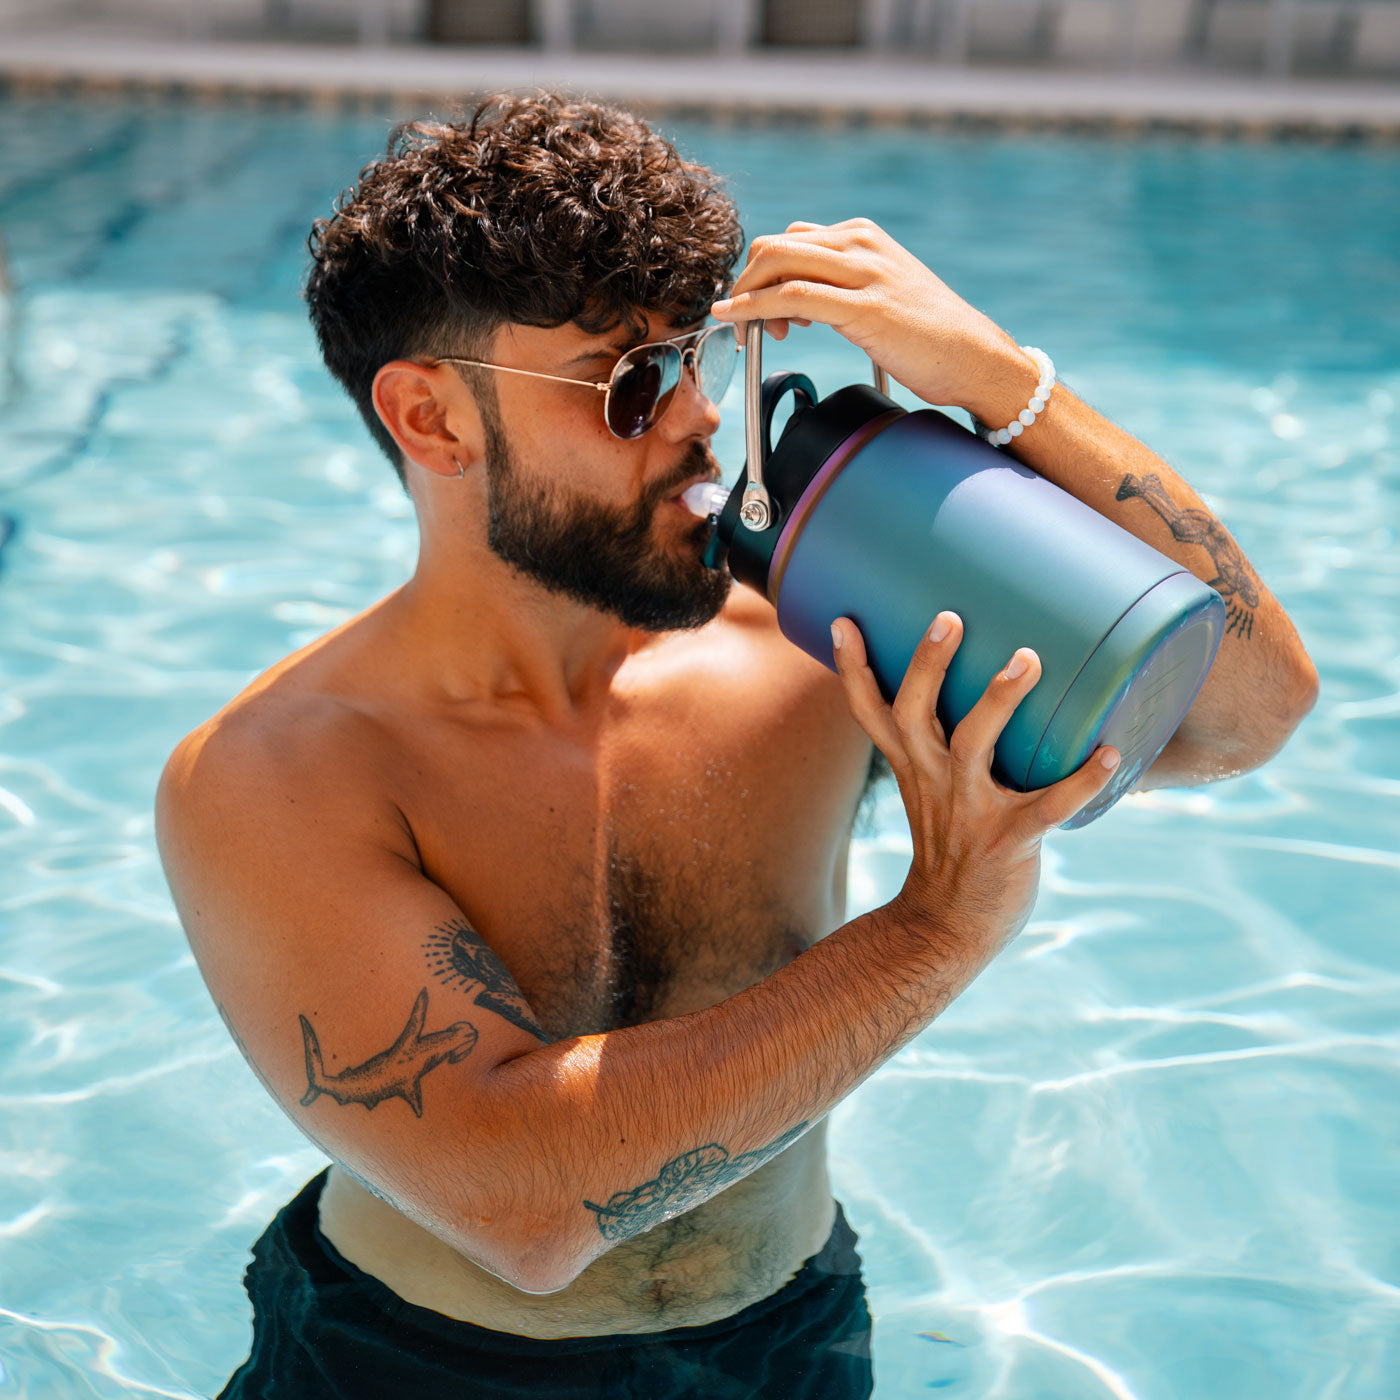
[431,324,739,440]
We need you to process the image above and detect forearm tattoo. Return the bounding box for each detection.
[299,989,477,1117]
[424,918,548,1041]
[1115,472,1261,639]
[583,1122,811,1241]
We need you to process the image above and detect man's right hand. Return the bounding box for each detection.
[830,611,1121,956]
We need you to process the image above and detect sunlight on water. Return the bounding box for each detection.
[0,94,1396,1398]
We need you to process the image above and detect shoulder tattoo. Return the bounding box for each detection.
[424,917,548,1041]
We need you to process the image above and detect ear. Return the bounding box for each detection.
[371,360,484,479]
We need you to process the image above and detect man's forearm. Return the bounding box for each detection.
[307,597,1108,1297]
[472,896,991,1292]
[710,214,1315,759]
[965,346,1318,774]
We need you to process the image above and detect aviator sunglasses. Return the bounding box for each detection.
[433,324,741,441]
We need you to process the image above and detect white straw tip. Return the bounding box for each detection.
[680,481,731,518]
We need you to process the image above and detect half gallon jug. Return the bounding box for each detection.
[699,322,1226,828]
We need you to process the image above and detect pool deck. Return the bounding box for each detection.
[3,25,1400,139]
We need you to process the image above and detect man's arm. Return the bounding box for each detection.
[711,219,1319,788]
[959,365,1318,787]
[158,621,1118,1296]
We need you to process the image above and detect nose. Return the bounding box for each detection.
[659,350,722,441]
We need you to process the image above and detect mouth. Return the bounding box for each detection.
[666,470,721,502]
[651,445,723,515]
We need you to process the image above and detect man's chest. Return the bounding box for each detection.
[383,643,873,1040]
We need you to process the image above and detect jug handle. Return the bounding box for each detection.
[740,319,889,532]
[760,370,818,457]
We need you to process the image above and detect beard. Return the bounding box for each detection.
[479,412,733,633]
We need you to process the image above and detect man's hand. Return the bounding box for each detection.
[831,611,1121,952]
[715,217,1317,787]
[711,218,1029,422]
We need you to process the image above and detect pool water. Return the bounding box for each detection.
[1,94,1397,1399]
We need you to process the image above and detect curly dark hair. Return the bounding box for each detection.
[305,92,744,484]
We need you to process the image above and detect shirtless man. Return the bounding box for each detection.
[155,95,1318,1398]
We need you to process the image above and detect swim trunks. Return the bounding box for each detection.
[218,1168,873,1399]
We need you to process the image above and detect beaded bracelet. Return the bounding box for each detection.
[976,346,1056,448]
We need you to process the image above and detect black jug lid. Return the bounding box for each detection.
[710,381,901,593]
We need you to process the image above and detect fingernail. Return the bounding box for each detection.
[928,615,951,643]
[830,623,843,650]
[1004,651,1028,679]
[712,297,732,311]
[1100,748,1121,771]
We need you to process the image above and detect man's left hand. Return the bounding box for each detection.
[710,218,1031,422]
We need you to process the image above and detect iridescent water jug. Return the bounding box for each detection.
[697,322,1225,827]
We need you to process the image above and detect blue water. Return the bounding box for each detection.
[1,94,1398,1398]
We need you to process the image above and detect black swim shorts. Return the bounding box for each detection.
[218,1169,874,1399]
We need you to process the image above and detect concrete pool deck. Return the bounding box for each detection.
[2,25,1399,139]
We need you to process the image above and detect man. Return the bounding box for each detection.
[156,94,1317,1398]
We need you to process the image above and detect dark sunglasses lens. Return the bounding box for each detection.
[607,346,682,439]
[697,330,739,405]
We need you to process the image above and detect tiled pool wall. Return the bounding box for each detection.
[2,69,1399,145]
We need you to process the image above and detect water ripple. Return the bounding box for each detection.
[2,97,1397,1400]
[0,1050,228,1109]
[0,1307,201,1399]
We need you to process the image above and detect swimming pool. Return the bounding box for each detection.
[1,92,1397,1398]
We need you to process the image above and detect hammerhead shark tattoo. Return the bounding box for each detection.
[300,989,478,1117]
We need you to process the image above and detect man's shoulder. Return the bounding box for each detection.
[672,585,845,702]
[718,583,780,634]
[157,635,391,843]
[154,671,422,932]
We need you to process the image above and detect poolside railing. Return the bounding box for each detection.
[4,0,1398,76]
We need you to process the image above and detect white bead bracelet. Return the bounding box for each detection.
[978,346,1056,448]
